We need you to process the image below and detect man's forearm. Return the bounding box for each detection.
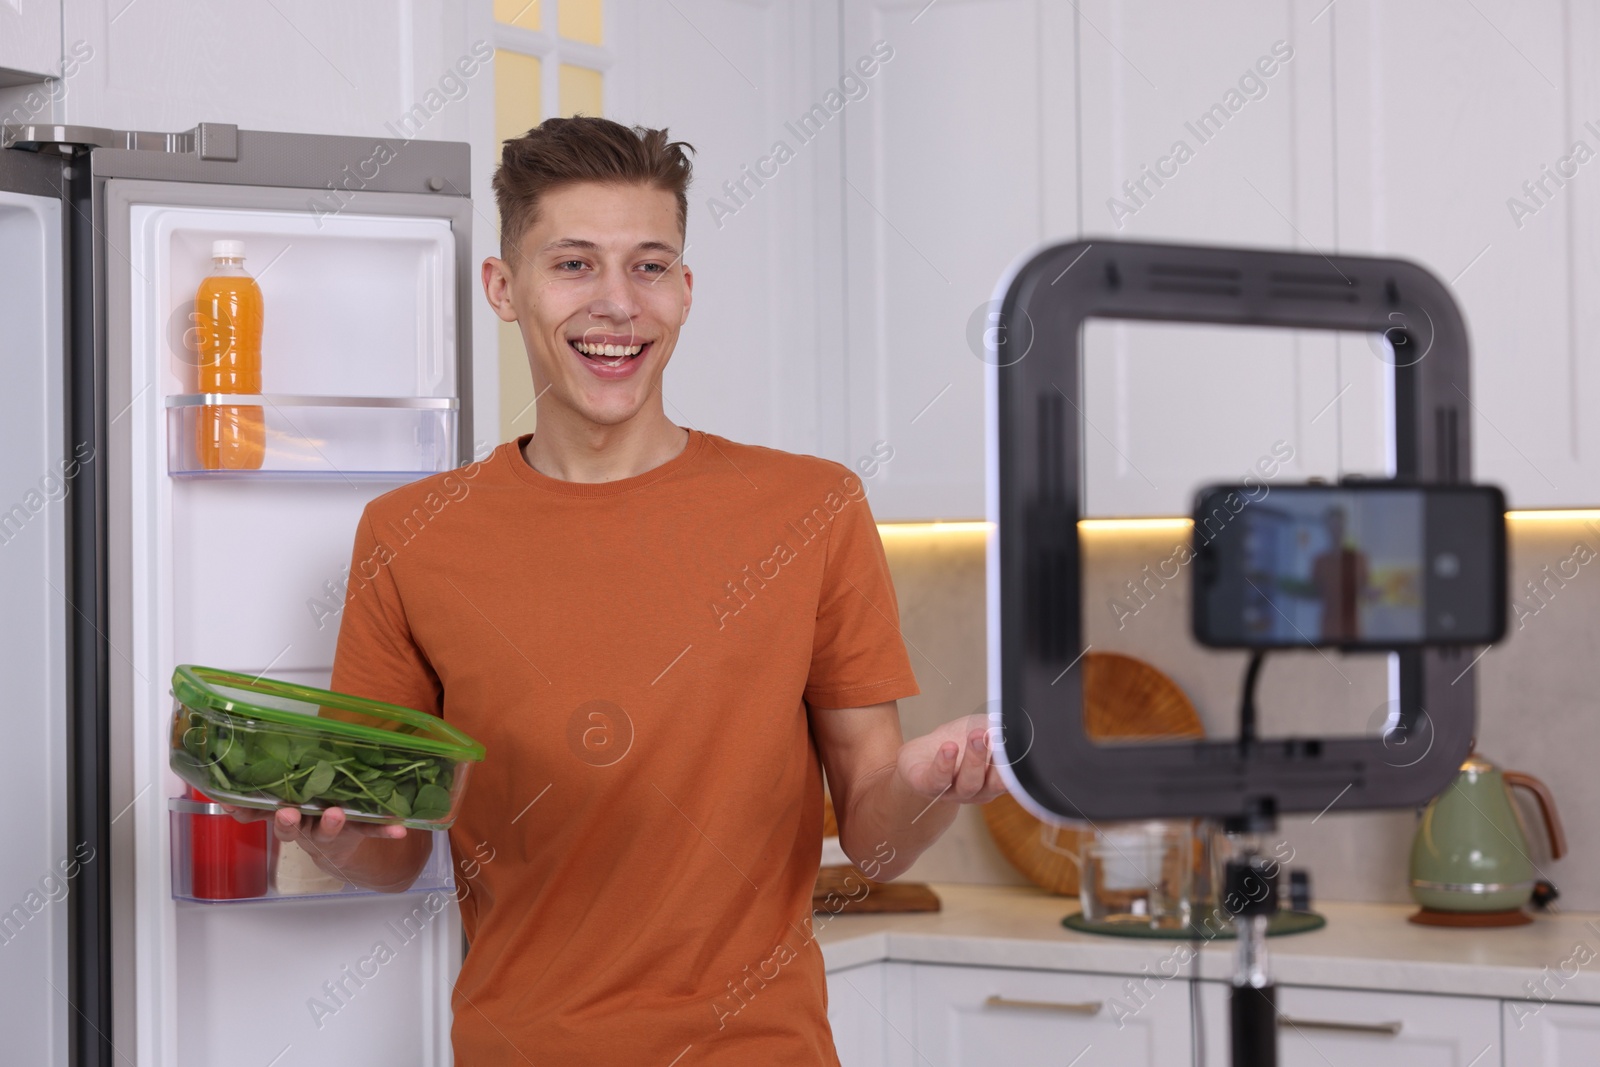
[812,708,1004,883]
[838,762,960,882]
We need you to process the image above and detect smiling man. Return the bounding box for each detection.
[265,116,1006,1065]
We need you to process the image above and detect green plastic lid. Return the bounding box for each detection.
[171,664,485,762]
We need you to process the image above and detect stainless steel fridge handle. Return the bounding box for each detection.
[3,121,239,159]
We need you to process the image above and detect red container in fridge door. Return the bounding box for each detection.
[184,787,270,900]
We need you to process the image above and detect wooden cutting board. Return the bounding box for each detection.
[980,651,1204,896]
[813,863,941,914]
[816,797,942,913]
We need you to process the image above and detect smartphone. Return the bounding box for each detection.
[1190,482,1507,649]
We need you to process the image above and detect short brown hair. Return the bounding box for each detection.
[492,115,695,264]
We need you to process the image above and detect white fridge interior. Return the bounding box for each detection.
[0,187,70,1067]
[121,189,466,1066]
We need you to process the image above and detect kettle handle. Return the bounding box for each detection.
[1504,772,1568,861]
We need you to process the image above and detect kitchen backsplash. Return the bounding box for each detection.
[879,518,1598,911]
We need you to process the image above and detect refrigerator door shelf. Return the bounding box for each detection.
[166,393,458,476]
[169,799,456,904]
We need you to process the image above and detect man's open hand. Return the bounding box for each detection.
[896,713,1007,805]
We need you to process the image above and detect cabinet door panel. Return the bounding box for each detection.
[1199,982,1501,1067]
[1077,0,1332,247]
[841,0,1076,521]
[912,964,1190,1067]
[1080,319,1395,516]
[0,0,61,81]
[1505,1000,1600,1066]
[1073,2,1352,517]
[61,1,462,137]
[612,0,839,458]
[828,962,888,1067]
[1570,2,1600,509]
[1334,0,1589,506]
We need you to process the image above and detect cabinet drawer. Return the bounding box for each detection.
[910,963,1190,1067]
[1504,1000,1600,1066]
[1200,982,1500,1067]
[828,962,889,1067]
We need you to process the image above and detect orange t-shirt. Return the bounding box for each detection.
[329,430,921,1065]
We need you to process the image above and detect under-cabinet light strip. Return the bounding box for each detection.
[876,521,993,536]
[877,511,1600,536]
[1504,509,1600,523]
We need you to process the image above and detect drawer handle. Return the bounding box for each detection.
[983,995,1102,1016]
[1279,1015,1403,1037]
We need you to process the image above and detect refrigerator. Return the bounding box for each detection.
[0,120,476,1067]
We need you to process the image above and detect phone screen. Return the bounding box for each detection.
[1192,484,1506,649]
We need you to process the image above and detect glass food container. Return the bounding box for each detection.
[1078,820,1196,931]
[168,664,485,831]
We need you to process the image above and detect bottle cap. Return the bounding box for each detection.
[212,239,245,261]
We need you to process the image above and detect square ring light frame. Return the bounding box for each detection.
[985,239,1480,825]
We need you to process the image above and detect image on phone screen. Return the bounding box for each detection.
[1193,485,1505,649]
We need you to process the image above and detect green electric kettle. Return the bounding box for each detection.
[1408,749,1566,926]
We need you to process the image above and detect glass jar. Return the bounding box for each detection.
[1079,820,1195,931]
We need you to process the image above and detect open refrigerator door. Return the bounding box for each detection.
[3,122,478,1067]
[0,134,72,1067]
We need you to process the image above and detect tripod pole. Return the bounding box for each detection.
[1226,844,1279,1067]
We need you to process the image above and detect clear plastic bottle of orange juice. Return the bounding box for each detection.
[194,240,265,470]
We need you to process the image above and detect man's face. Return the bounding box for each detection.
[482,182,692,429]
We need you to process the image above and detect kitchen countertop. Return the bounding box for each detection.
[814,883,1600,1004]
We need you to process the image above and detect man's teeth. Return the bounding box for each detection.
[573,341,644,358]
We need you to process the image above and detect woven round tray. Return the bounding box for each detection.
[981,652,1205,896]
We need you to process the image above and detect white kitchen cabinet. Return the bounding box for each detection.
[0,0,61,83]
[1568,1,1600,510]
[828,961,889,1067]
[840,0,1077,521]
[910,962,1191,1067]
[59,1,475,141]
[1199,981,1502,1067]
[602,1,1600,512]
[607,0,845,462]
[835,0,1600,518]
[1505,1001,1600,1066]
[1332,0,1597,508]
[835,0,1389,520]
[1079,319,1390,517]
[1076,1,1333,249]
[1072,1,1388,517]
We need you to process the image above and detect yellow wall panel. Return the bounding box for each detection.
[499,321,540,439]
[493,0,540,29]
[494,50,544,439]
[558,64,603,117]
[559,0,603,44]
[494,50,542,149]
